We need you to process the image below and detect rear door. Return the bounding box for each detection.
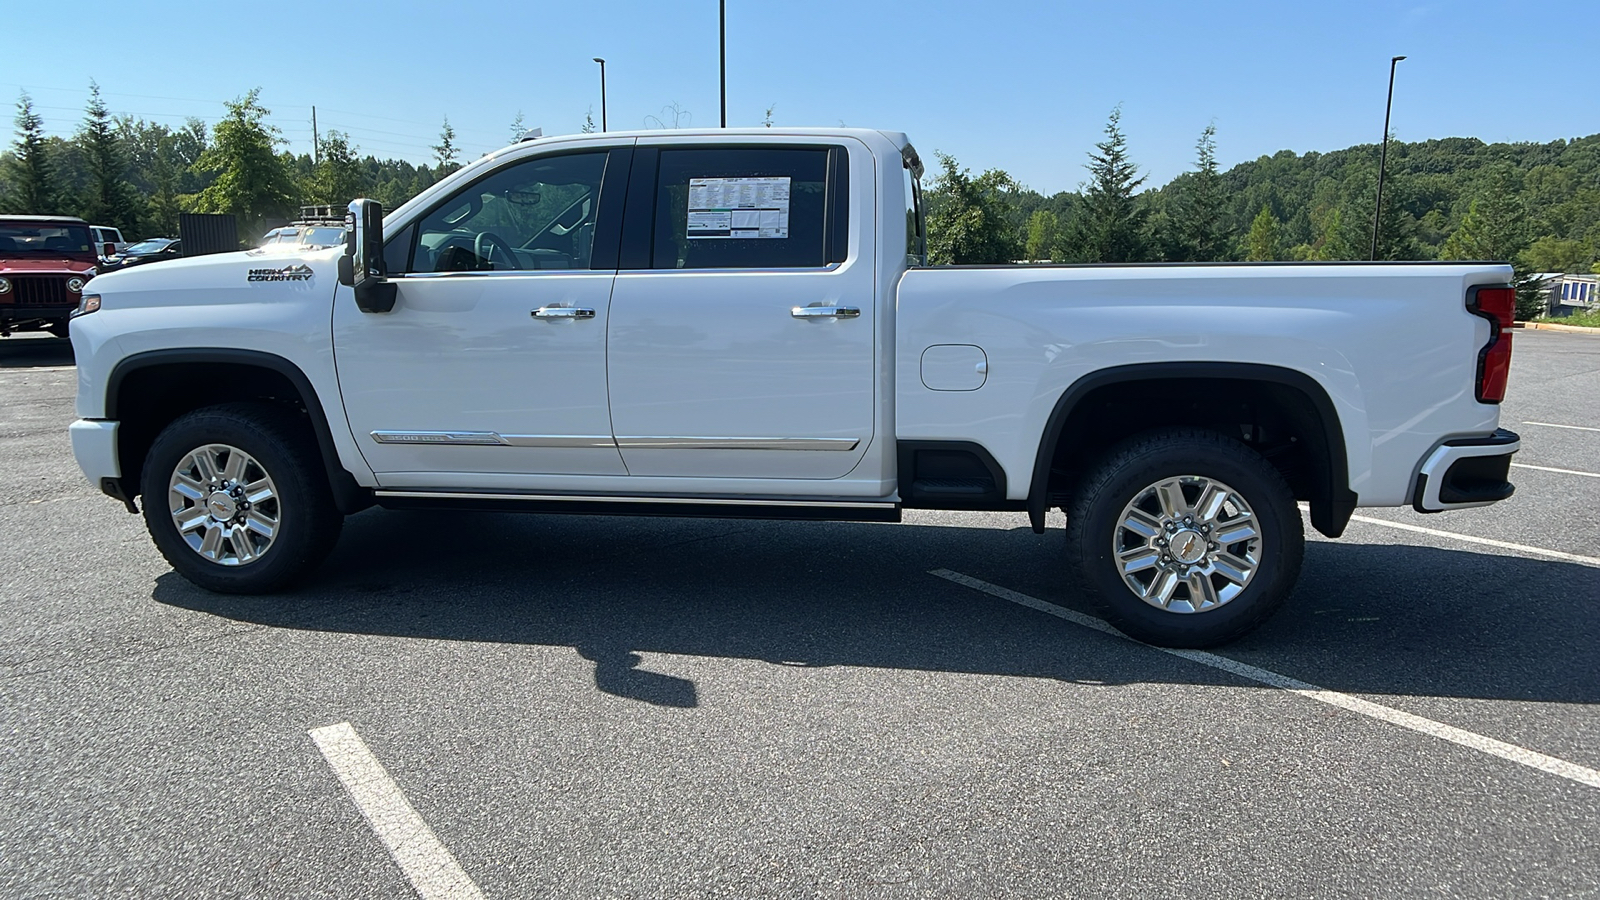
[604,139,876,483]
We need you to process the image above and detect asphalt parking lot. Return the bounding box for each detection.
[2,329,1597,898]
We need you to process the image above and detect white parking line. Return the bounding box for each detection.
[0,365,74,372]
[309,722,485,900]
[1345,515,1600,567]
[930,569,1600,791]
[1522,421,1600,433]
[1512,462,1600,479]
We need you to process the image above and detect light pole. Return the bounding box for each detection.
[1371,54,1406,260]
[593,57,607,133]
[719,0,727,127]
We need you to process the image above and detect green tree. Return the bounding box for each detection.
[581,107,596,134]
[433,117,459,174]
[192,89,298,235]
[924,152,1021,265]
[4,92,55,214]
[1521,235,1594,274]
[1440,165,1543,318]
[1060,107,1149,262]
[508,110,525,143]
[1171,124,1226,261]
[307,131,367,208]
[1024,209,1060,261]
[77,81,142,233]
[1245,205,1280,261]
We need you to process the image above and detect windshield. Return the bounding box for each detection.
[124,239,175,254]
[299,227,346,247]
[0,223,95,258]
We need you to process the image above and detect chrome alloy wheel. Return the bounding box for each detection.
[1113,475,1261,614]
[167,444,280,566]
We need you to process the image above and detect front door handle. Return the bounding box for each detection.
[791,305,861,319]
[532,307,596,319]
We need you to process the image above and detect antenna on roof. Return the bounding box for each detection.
[518,128,543,142]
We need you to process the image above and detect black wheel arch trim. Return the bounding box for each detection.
[105,348,371,515]
[1026,361,1357,538]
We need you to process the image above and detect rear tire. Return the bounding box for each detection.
[1065,428,1304,647]
[140,402,342,593]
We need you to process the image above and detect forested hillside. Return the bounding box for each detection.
[3,87,1597,290]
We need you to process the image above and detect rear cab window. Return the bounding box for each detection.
[635,144,850,270]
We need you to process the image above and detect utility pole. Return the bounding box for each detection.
[593,58,607,132]
[1371,55,1406,260]
[311,106,319,165]
[719,0,727,127]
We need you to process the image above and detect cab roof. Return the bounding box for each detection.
[0,214,89,225]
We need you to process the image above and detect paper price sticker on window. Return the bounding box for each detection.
[687,176,790,239]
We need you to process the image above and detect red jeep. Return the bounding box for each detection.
[0,215,99,338]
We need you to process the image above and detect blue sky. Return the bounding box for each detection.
[3,0,1596,194]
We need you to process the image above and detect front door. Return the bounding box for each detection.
[334,147,629,487]
[605,141,876,483]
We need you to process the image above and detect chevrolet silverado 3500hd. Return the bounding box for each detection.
[67,128,1520,646]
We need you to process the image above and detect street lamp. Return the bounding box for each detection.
[1371,55,1406,260]
[593,57,607,133]
[719,0,727,128]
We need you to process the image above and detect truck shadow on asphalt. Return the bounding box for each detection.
[0,335,74,367]
[151,510,1600,708]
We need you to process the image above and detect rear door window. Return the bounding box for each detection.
[651,147,832,270]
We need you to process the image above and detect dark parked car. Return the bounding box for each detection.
[105,238,181,270]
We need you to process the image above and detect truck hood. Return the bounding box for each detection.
[87,246,345,309]
[0,257,97,275]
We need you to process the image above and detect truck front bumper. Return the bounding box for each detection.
[1412,428,1519,513]
[69,419,134,509]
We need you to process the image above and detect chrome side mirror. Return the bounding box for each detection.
[337,199,397,313]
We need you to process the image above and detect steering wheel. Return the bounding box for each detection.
[473,231,520,270]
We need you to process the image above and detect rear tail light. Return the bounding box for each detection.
[1467,285,1515,403]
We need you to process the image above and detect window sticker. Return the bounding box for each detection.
[687,176,790,239]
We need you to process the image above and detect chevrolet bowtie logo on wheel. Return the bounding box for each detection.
[247,264,314,283]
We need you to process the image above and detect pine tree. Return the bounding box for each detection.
[5,92,55,214]
[1172,124,1226,261]
[1246,205,1280,261]
[508,110,525,143]
[1440,165,1543,318]
[433,117,459,174]
[78,81,142,233]
[581,107,596,134]
[192,89,298,234]
[1060,107,1148,262]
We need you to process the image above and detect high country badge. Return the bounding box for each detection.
[248,264,315,283]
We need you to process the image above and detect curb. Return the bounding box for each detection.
[1523,321,1600,334]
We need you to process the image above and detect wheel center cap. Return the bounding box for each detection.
[1171,529,1207,564]
[207,491,238,521]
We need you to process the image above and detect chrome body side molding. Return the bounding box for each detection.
[370,432,860,451]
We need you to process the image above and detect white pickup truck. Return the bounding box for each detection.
[67,127,1521,646]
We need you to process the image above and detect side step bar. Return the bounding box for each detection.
[372,490,902,523]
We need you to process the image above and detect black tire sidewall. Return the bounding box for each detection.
[140,404,338,593]
[1069,431,1304,647]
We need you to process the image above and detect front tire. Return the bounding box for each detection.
[1066,428,1304,647]
[140,402,342,593]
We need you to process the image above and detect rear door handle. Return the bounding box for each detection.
[532,307,596,319]
[791,305,860,319]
